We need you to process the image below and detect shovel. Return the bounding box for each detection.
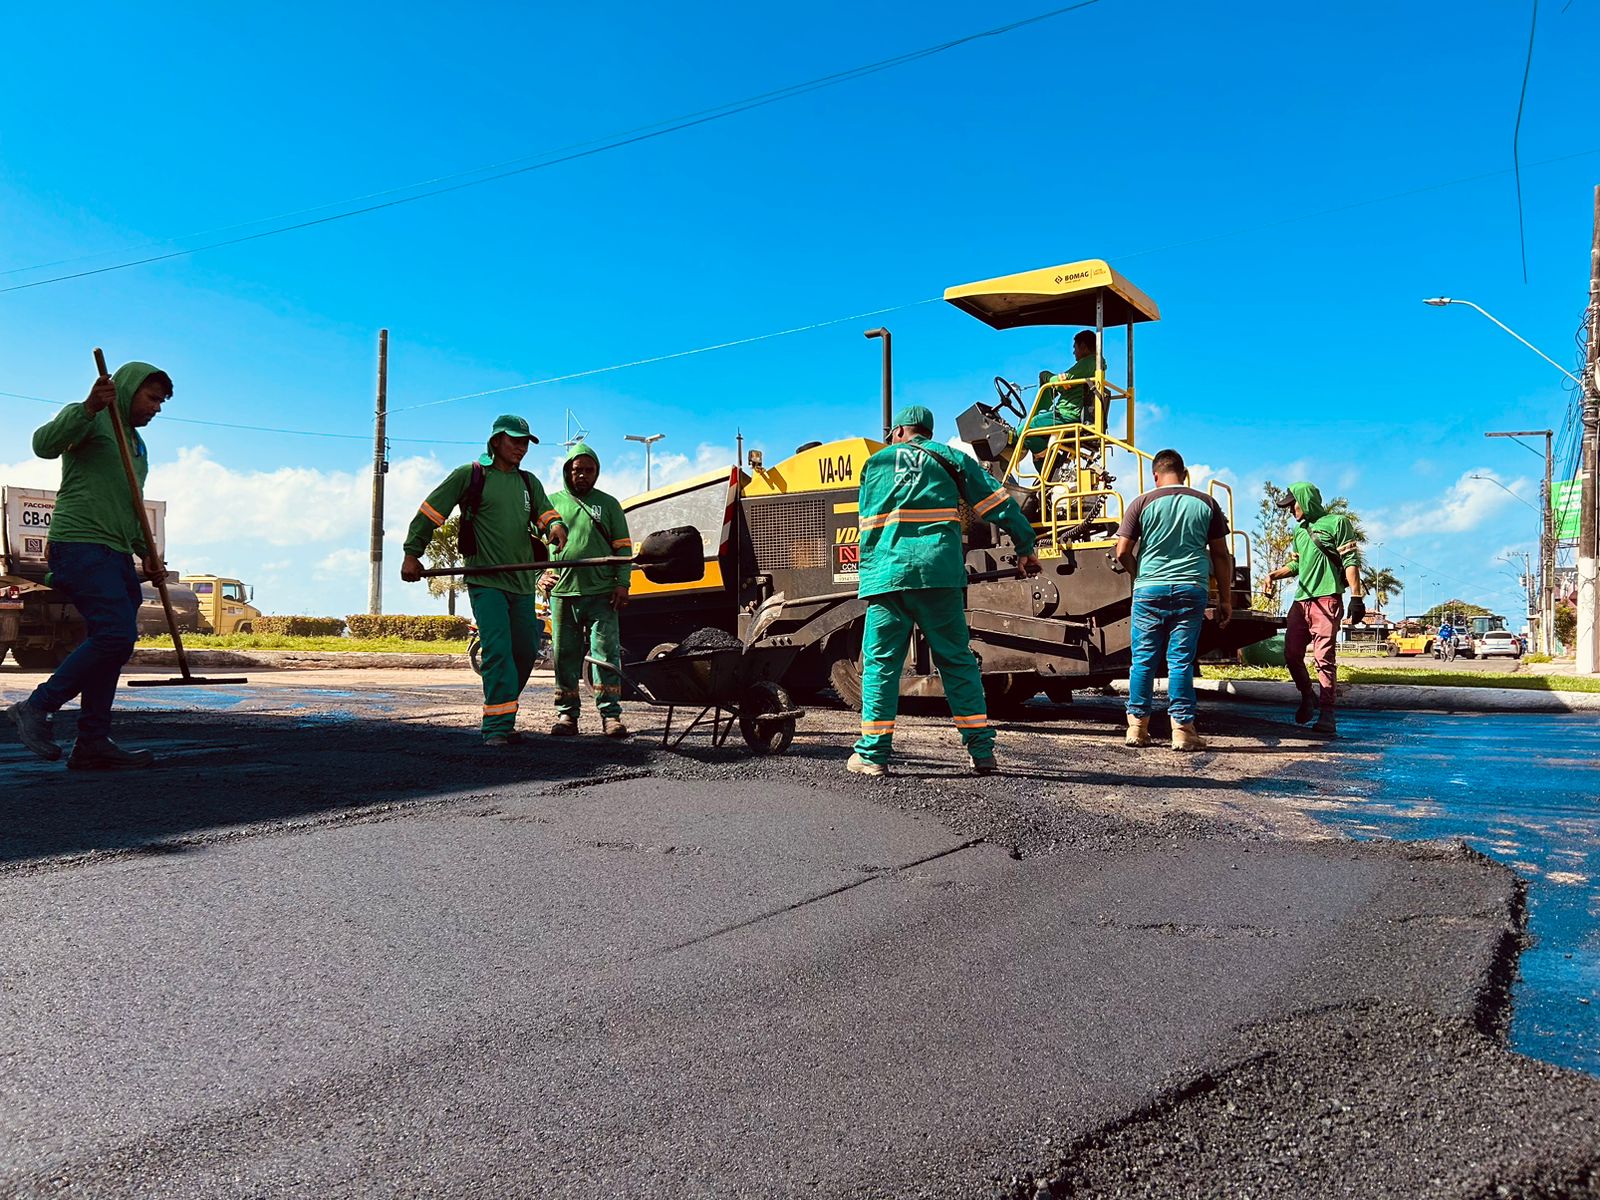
[95,348,247,687]
[418,525,706,585]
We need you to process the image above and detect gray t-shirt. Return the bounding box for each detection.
[1116,485,1228,588]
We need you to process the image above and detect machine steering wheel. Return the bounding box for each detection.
[992,376,1027,420]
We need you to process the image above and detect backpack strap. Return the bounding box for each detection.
[458,462,488,557]
[519,471,550,562]
[904,442,971,505]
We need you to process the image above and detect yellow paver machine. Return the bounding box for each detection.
[621,258,1281,712]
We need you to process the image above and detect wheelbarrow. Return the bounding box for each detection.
[596,641,805,754]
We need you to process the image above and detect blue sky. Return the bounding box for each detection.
[3,0,1596,622]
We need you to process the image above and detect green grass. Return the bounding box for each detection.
[1202,664,1600,694]
[136,633,469,654]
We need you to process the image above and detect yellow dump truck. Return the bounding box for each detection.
[177,574,262,634]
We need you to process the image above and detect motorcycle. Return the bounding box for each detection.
[466,595,553,676]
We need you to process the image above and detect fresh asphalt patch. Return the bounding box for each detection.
[1,674,1597,1197]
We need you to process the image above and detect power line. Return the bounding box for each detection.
[0,1,1105,296]
[1512,0,1539,283]
[0,390,477,446]
[391,298,939,413]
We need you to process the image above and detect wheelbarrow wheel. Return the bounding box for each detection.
[739,680,796,755]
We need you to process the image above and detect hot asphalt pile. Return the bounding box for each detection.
[2,676,1597,1198]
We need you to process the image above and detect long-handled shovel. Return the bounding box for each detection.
[418,526,706,585]
[95,348,247,687]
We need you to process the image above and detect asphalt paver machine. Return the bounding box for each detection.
[621,258,1280,712]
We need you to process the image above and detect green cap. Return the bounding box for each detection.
[489,413,536,443]
[892,404,935,434]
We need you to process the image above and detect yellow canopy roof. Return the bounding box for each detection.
[943,259,1160,329]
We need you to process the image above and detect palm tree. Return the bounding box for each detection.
[1361,567,1402,611]
[1324,496,1366,544]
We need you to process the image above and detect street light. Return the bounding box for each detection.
[625,433,666,492]
[1421,298,1584,387]
[1481,427,1555,655]
[1466,473,1539,512]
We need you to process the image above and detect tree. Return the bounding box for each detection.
[424,516,467,616]
[1361,567,1402,610]
[1554,601,1576,650]
[1253,482,1295,613]
[1419,598,1493,625]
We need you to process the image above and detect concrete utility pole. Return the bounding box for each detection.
[1578,187,1600,673]
[1485,430,1553,653]
[625,433,666,492]
[369,330,388,616]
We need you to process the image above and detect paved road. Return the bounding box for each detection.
[2,670,1597,1198]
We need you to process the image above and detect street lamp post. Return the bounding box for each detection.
[625,433,666,492]
[1425,295,1587,667]
[1482,430,1554,654]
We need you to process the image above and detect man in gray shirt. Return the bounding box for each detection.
[1114,448,1233,751]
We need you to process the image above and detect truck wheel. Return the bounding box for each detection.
[13,646,67,670]
[826,639,864,712]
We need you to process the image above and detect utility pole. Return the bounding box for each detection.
[625,433,666,492]
[1485,429,1553,653]
[1578,187,1600,672]
[369,329,388,616]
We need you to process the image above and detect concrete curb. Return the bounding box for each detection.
[1190,676,1600,714]
[129,648,471,671]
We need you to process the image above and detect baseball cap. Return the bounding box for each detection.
[892,404,935,434]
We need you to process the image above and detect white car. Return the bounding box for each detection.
[1473,628,1522,658]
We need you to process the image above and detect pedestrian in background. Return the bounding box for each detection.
[1259,482,1365,736]
[1114,448,1232,751]
[7,361,172,769]
[545,442,632,739]
[849,404,1040,778]
[401,415,567,747]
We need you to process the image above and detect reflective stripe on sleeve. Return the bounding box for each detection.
[973,488,1008,517]
[419,501,446,526]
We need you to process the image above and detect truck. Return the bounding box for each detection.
[617,257,1280,712]
[1,486,257,668]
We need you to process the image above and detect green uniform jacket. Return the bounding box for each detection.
[549,442,632,596]
[404,462,565,594]
[1284,481,1360,601]
[856,437,1036,598]
[1023,353,1102,454]
[32,361,162,555]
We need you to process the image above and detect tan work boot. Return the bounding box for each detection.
[846,752,888,777]
[1125,715,1152,747]
[549,714,578,736]
[602,716,630,739]
[1171,723,1208,751]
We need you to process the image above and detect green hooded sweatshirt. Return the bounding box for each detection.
[31,361,162,555]
[1285,481,1361,602]
[549,442,632,597]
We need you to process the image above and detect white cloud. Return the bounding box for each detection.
[314,547,366,580]
[0,456,64,490]
[532,441,738,502]
[1384,469,1532,539]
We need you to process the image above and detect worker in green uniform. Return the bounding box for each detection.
[1021,330,1103,462]
[401,415,567,747]
[1259,482,1365,737]
[544,442,632,738]
[7,362,171,768]
[850,404,1041,777]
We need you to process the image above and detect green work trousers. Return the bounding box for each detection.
[853,587,993,765]
[468,585,540,739]
[552,593,623,720]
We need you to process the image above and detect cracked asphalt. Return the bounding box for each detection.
[2,667,1597,1198]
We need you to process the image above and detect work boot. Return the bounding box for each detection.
[1171,723,1208,752]
[846,753,888,777]
[1294,688,1317,726]
[7,699,61,762]
[603,716,630,739]
[482,734,511,748]
[549,715,578,736]
[67,737,154,770]
[1312,710,1338,738]
[1125,715,1152,747]
[971,756,998,776]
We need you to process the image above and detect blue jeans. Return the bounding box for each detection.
[29,542,142,741]
[1126,583,1209,726]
